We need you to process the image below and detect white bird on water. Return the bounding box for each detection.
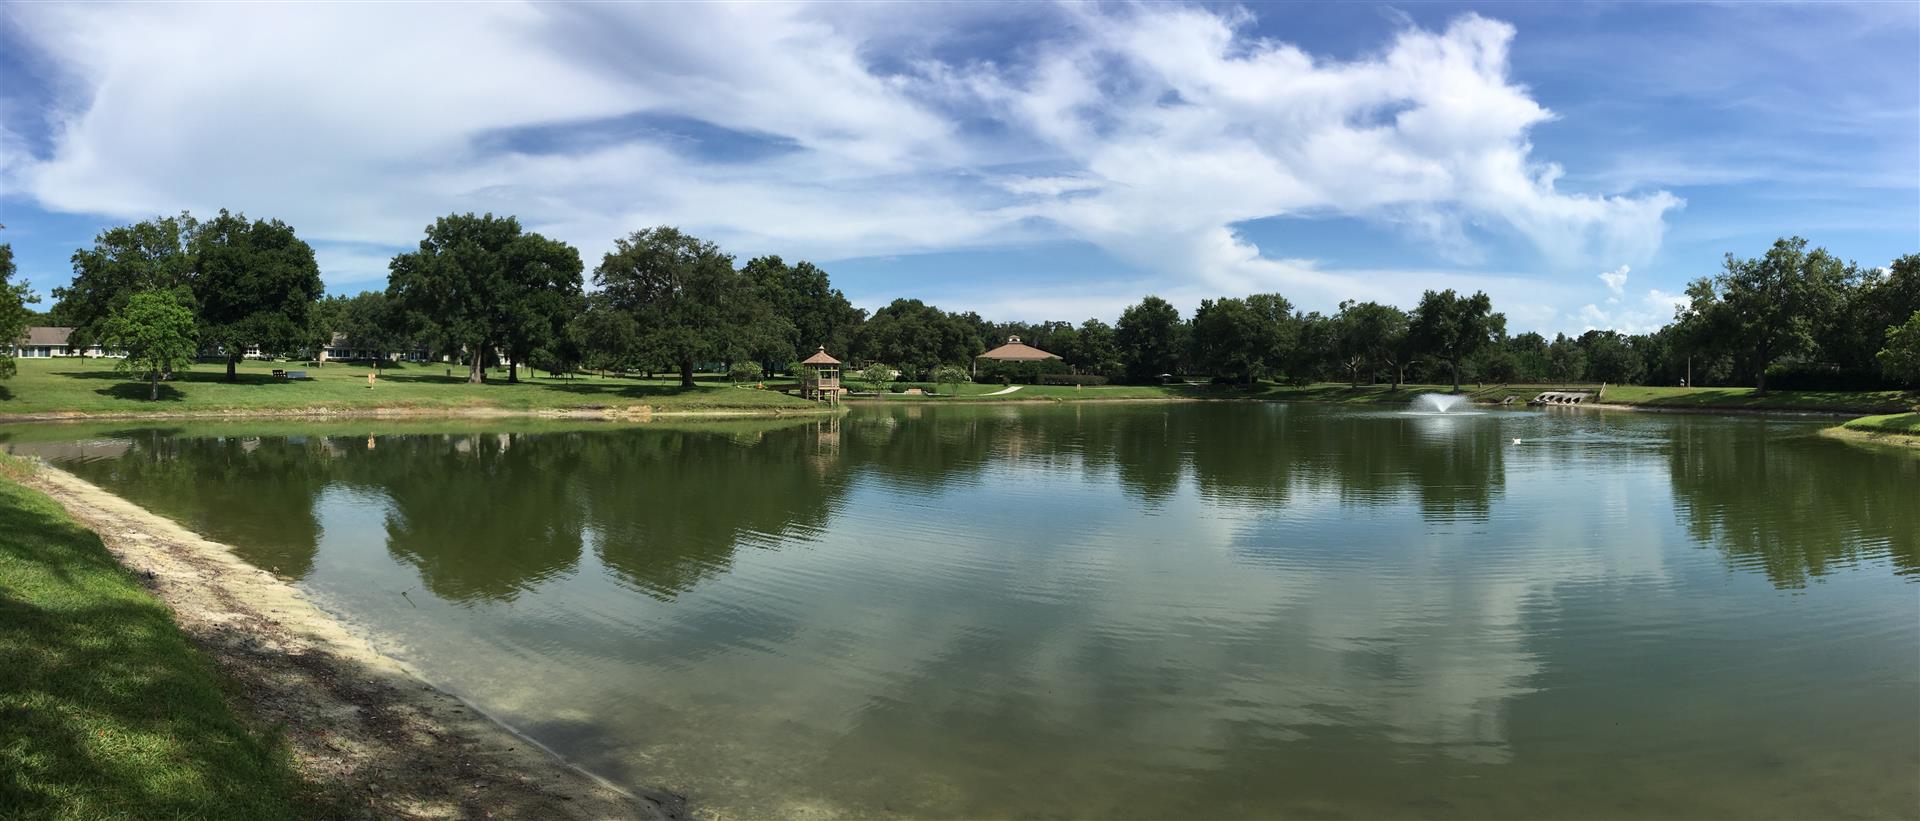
[1512,438,1522,445]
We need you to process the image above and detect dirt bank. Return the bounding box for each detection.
[1819,425,1920,450]
[21,463,684,821]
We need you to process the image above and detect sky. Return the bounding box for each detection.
[1,1,1915,336]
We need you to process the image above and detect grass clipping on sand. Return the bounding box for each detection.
[0,456,315,820]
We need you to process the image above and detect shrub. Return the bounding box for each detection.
[1037,373,1109,386]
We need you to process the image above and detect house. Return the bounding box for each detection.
[321,332,430,363]
[12,326,118,358]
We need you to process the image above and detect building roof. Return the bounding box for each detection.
[19,326,73,346]
[977,335,1060,361]
[801,346,841,366]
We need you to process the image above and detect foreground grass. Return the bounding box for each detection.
[0,358,817,417]
[0,458,315,820]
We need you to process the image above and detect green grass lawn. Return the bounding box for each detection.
[0,458,318,819]
[1841,412,1920,435]
[0,357,819,417]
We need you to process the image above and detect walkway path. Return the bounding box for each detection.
[980,385,1024,396]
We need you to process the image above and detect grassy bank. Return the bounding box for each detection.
[0,357,817,418]
[0,458,317,819]
[1226,382,1916,414]
[1841,412,1920,435]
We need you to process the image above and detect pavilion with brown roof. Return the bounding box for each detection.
[977,336,1060,363]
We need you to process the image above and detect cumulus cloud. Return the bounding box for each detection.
[1,2,1681,316]
[1599,265,1630,296]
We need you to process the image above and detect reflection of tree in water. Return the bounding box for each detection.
[1166,406,1506,517]
[580,424,848,599]
[54,431,332,578]
[375,433,590,603]
[1667,421,1919,588]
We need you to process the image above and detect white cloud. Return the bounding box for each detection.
[2,2,1681,324]
[1599,265,1630,295]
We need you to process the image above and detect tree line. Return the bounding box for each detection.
[4,213,1917,395]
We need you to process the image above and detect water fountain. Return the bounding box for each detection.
[1411,393,1470,414]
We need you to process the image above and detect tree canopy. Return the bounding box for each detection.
[1116,296,1185,381]
[0,243,38,380]
[191,209,324,378]
[104,288,199,400]
[593,226,777,387]
[387,213,581,383]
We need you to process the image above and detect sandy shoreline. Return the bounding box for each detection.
[21,463,683,820]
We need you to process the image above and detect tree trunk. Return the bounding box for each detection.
[468,346,486,384]
[149,370,160,401]
[508,355,518,384]
[1450,359,1461,393]
[226,355,238,381]
[679,357,695,389]
[1391,364,1403,390]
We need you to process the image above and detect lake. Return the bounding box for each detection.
[7,403,1917,819]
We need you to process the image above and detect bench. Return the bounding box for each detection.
[277,369,309,380]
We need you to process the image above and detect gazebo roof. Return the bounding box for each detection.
[801,346,841,366]
[977,335,1060,361]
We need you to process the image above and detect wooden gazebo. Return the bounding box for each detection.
[801,346,841,403]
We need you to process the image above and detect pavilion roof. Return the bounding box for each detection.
[977,336,1060,361]
[801,346,841,365]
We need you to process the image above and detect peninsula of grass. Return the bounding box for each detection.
[1841,412,1920,435]
[0,457,316,819]
[0,357,820,420]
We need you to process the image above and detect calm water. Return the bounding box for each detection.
[8,404,1918,819]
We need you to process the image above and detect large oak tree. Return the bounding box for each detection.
[191,209,323,379]
[593,226,776,388]
[387,213,582,384]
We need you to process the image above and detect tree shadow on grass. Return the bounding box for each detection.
[55,370,292,388]
[0,485,311,819]
[93,383,187,402]
[0,384,13,402]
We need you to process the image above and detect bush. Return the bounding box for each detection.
[974,358,1070,384]
[1763,362,1900,391]
[1037,373,1109,386]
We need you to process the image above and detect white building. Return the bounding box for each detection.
[12,326,119,358]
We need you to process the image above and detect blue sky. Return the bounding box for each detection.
[1,1,1914,334]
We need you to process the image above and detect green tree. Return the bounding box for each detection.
[593,226,771,388]
[1701,237,1854,394]
[1191,294,1294,384]
[329,291,403,371]
[0,243,38,379]
[387,213,580,384]
[1877,310,1920,387]
[743,255,863,370]
[53,214,198,350]
[569,294,641,376]
[930,364,970,396]
[856,362,895,392]
[104,289,199,400]
[1116,295,1185,382]
[726,360,762,383]
[853,299,976,379]
[1336,301,1410,387]
[1579,330,1645,384]
[1546,333,1587,382]
[1410,289,1500,392]
[497,234,584,383]
[1064,318,1122,376]
[190,210,324,379]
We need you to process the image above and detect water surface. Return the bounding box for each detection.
[9,404,1917,818]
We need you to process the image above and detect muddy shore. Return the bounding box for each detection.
[22,463,684,820]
